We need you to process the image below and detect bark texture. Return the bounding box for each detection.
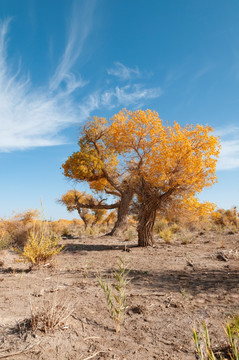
[136,177,175,247]
[137,205,157,247]
[107,189,134,236]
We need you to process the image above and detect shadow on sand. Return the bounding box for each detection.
[128,268,239,295]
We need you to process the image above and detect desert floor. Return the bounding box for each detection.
[0,230,238,359]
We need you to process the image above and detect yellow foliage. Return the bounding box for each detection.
[163,196,216,228]
[211,208,238,227]
[102,211,117,226]
[62,108,220,245]
[108,109,220,196]
[159,227,174,243]
[59,190,110,229]
[0,209,39,248]
[15,222,64,265]
[62,117,119,193]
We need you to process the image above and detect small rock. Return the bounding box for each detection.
[186,260,194,267]
[216,252,229,262]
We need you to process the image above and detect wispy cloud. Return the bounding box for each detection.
[216,126,239,170]
[101,84,162,107]
[78,93,100,119]
[49,0,95,94]
[77,84,162,118]
[107,62,141,80]
[0,14,162,153]
[0,19,81,151]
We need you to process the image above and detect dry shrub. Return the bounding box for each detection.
[29,291,74,333]
[50,219,73,237]
[102,211,117,228]
[17,290,75,335]
[176,228,194,245]
[125,226,137,241]
[160,197,215,232]
[0,210,39,249]
[211,208,238,229]
[70,218,84,237]
[154,218,169,234]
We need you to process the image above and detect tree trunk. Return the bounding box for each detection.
[137,205,157,247]
[106,189,133,236]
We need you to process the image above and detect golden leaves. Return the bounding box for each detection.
[63,108,220,205]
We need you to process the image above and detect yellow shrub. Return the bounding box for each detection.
[211,208,238,228]
[159,227,174,243]
[15,222,64,266]
[0,209,39,248]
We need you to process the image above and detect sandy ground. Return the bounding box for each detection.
[0,230,238,359]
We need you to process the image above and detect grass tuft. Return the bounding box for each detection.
[98,257,130,333]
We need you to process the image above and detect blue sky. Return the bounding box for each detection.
[0,0,239,220]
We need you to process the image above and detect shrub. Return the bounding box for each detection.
[0,210,39,249]
[15,221,64,266]
[154,218,168,234]
[0,231,12,250]
[16,290,75,335]
[176,228,194,245]
[211,208,238,229]
[159,227,174,243]
[50,219,73,237]
[30,292,74,333]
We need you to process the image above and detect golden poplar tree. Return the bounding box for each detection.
[108,109,220,246]
[62,109,220,246]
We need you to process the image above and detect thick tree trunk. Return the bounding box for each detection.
[107,189,133,236]
[137,205,157,247]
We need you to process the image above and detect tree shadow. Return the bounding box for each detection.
[128,268,239,295]
[63,243,137,253]
[0,267,31,274]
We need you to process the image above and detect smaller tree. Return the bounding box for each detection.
[59,190,117,230]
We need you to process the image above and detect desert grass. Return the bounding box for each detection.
[193,322,239,360]
[16,288,75,335]
[98,257,130,333]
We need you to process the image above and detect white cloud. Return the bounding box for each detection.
[0,14,162,153]
[107,62,140,80]
[216,126,239,170]
[101,84,162,108]
[76,84,162,121]
[49,1,95,94]
[0,19,81,151]
[78,93,100,119]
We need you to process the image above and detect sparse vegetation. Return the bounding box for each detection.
[159,226,174,243]
[0,210,39,249]
[15,221,64,266]
[193,322,239,360]
[17,290,75,334]
[98,257,130,333]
